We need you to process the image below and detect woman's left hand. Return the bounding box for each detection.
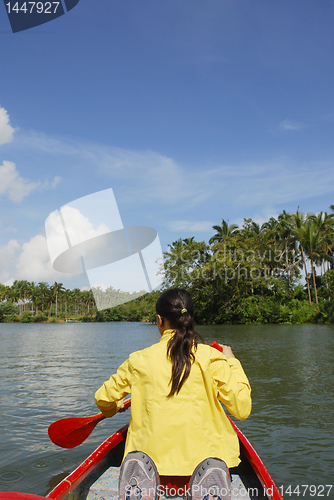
[219,344,235,359]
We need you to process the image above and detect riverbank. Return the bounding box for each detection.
[1,297,333,324]
[0,315,151,324]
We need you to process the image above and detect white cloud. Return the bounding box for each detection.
[16,132,210,208]
[61,206,110,246]
[51,176,62,188]
[0,107,15,145]
[168,220,215,232]
[201,160,334,210]
[0,161,62,203]
[1,226,17,233]
[15,234,76,283]
[79,144,209,208]
[0,239,20,262]
[15,234,57,281]
[45,206,111,267]
[0,239,21,285]
[0,217,17,234]
[0,161,40,203]
[13,130,334,216]
[280,119,306,130]
[0,234,78,286]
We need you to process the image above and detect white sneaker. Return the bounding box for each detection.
[188,458,231,500]
[119,451,159,500]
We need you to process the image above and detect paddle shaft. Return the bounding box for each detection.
[48,398,131,448]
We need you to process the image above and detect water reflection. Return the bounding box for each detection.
[0,322,333,497]
[45,471,72,495]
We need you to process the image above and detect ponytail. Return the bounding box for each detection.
[155,288,203,397]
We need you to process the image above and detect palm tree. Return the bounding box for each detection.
[276,211,296,270]
[0,284,10,303]
[289,210,312,305]
[50,282,65,317]
[183,237,195,245]
[91,286,104,311]
[241,218,266,238]
[63,288,71,317]
[308,212,334,273]
[308,212,334,300]
[81,289,95,314]
[262,212,297,284]
[209,220,239,245]
[38,282,50,314]
[294,222,324,306]
[8,285,20,314]
[71,288,82,316]
[248,221,261,236]
[12,280,25,315]
[163,238,191,287]
[164,239,184,267]
[20,280,31,313]
[29,282,41,315]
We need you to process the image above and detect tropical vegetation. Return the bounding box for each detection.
[1,205,334,324]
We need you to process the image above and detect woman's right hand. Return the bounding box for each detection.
[219,344,235,359]
[118,398,131,412]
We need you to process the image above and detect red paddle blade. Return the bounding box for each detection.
[48,399,131,449]
[210,341,223,352]
[48,413,105,449]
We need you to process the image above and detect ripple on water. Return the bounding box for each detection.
[0,470,24,483]
[33,460,50,469]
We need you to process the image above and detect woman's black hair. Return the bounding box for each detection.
[156,288,203,397]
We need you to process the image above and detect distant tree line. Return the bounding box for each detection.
[1,205,334,324]
[0,281,97,322]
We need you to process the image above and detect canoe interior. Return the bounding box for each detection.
[48,433,269,500]
[66,439,124,500]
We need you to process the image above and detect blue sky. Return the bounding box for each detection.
[1,0,334,288]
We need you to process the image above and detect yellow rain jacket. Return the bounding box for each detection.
[95,329,251,475]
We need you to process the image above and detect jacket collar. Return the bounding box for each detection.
[159,329,176,343]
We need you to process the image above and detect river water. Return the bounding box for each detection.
[0,323,333,499]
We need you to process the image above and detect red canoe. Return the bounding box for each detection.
[0,418,283,500]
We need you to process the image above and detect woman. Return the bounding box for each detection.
[95,288,251,500]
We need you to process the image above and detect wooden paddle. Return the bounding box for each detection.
[48,398,131,449]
